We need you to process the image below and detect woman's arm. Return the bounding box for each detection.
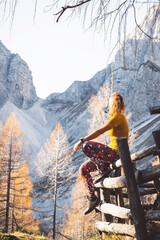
[74,122,113,152]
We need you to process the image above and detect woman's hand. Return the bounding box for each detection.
[74,140,82,152]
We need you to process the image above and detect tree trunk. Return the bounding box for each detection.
[11,209,14,233]
[5,137,12,233]
[53,183,57,240]
[53,156,58,240]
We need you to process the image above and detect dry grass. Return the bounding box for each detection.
[89,233,135,239]
[0,232,51,240]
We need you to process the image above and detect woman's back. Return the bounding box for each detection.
[108,114,129,153]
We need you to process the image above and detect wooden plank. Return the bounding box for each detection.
[141,204,154,210]
[153,178,160,210]
[109,188,157,198]
[140,188,157,196]
[131,145,155,161]
[110,145,155,169]
[139,183,155,188]
[95,221,136,237]
[145,210,160,220]
[138,164,160,184]
[95,164,160,189]
[98,204,160,221]
[153,131,160,163]
[150,106,160,114]
[95,175,126,188]
[98,203,131,219]
[117,137,148,240]
[153,130,160,148]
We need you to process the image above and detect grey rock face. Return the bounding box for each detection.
[0,41,11,107]
[106,52,160,123]
[105,5,160,123]
[0,41,38,109]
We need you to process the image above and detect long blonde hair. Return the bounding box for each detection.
[108,92,125,117]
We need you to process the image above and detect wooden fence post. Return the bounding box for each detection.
[100,189,112,240]
[100,189,112,222]
[114,168,125,223]
[115,168,124,206]
[150,106,160,114]
[152,130,160,161]
[117,137,148,240]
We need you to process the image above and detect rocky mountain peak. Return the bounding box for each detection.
[43,69,106,109]
[0,41,38,109]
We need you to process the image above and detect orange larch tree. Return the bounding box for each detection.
[13,162,40,234]
[0,113,40,234]
[0,112,24,232]
[62,173,100,240]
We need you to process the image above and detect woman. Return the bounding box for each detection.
[74,92,129,215]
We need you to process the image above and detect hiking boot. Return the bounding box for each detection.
[84,195,100,215]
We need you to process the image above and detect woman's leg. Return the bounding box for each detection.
[80,159,100,215]
[80,141,119,214]
[82,141,119,171]
[80,159,98,197]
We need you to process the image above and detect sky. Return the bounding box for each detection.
[0,1,148,99]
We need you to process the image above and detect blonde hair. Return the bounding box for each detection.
[108,92,125,116]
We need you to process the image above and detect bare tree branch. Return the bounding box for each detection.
[54,0,92,22]
[132,1,153,39]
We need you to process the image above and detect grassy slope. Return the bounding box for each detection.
[0,232,132,240]
[0,232,51,240]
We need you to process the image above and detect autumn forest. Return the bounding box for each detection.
[0,83,116,240]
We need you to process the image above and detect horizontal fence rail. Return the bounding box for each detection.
[109,145,155,170]
[95,164,160,189]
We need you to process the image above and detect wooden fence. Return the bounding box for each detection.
[94,106,160,240]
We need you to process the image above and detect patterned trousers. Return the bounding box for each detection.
[80,141,119,197]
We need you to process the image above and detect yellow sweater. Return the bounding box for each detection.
[108,114,129,153]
